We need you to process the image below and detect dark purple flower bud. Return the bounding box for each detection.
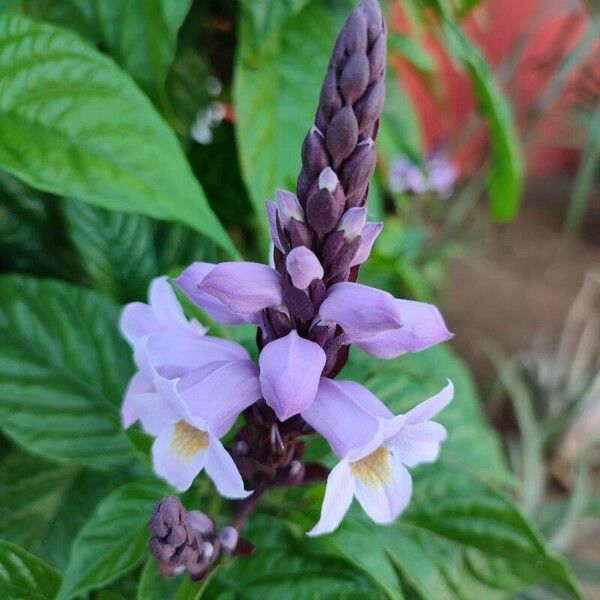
[309,278,327,309]
[341,140,377,204]
[266,308,293,339]
[342,10,368,54]
[283,285,315,321]
[359,0,385,43]
[301,126,329,178]
[368,33,387,82]
[306,188,344,235]
[339,53,370,104]
[354,78,385,135]
[319,71,343,121]
[287,217,312,248]
[326,106,359,167]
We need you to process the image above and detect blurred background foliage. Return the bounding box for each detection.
[0,0,597,598]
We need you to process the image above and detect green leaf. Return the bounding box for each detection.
[0,174,80,280]
[0,14,238,257]
[234,1,348,226]
[0,450,77,551]
[435,7,524,221]
[0,275,135,470]
[238,0,312,48]
[0,448,131,569]
[0,539,61,600]
[57,479,169,600]
[388,32,435,73]
[378,73,424,167]
[63,199,159,302]
[38,468,131,570]
[340,344,510,481]
[314,466,580,599]
[205,514,382,599]
[565,105,600,235]
[90,0,193,108]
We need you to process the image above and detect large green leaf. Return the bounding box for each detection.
[340,344,509,481]
[0,539,61,600]
[57,479,169,600]
[91,0,193,108]
[313,466,580,600]
[0,14,237,256]
[434,7,523,221]
[205,514,382,599]
[0,174,80,280]
[0,451,77,551]
[238,0,312,48]
[63,199,159,302]
[0,275,135,469]
[234,1,349,225]
[5,1,192,107]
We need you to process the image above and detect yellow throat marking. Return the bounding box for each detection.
[350,446,392,488]
[170,421,209,459]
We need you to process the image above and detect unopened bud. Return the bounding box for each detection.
[286,246,324,289]
[276,189,304,226]
[219,526,239,554]
[318,167,339,194]
[187,511,214,537]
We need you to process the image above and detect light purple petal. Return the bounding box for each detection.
[390,381,453,467]
[302,379,386,458]
[353,451,412,524]
[392,421,448,467]
[318,282,402,342]
[204,433,252,499]
[266,201,284,252]
[148,276,187,324]
[197,262,282,316]
[120,277,197,345]
[141,332,250,379]
[318,167,339,193]
[176,263,258,325]
[259,331,326,421]
[286,247,324,289]
[355,301,453,359]
[337,207,367,241]
[121,371,154,428]
[346,414,406,463]
[127,392,177,436]
[351,222,383,267]
[276,189,304,226]
[177,360,261,437]
[307,460,354,537]
[405,380,454,424]
[152,422,209,492]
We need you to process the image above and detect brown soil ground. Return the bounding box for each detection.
[442,176,599,383]
[440,176,599,599]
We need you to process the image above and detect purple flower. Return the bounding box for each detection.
[120,277,259,496]
[302,380,453,535]
[389,158,428,195]
[388,151,458,199]
[118,0,456,540]
[176,256,451,423]
[427,151,458,200]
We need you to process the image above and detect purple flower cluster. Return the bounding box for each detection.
[120,0,454,542]
[389,150,459,199]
